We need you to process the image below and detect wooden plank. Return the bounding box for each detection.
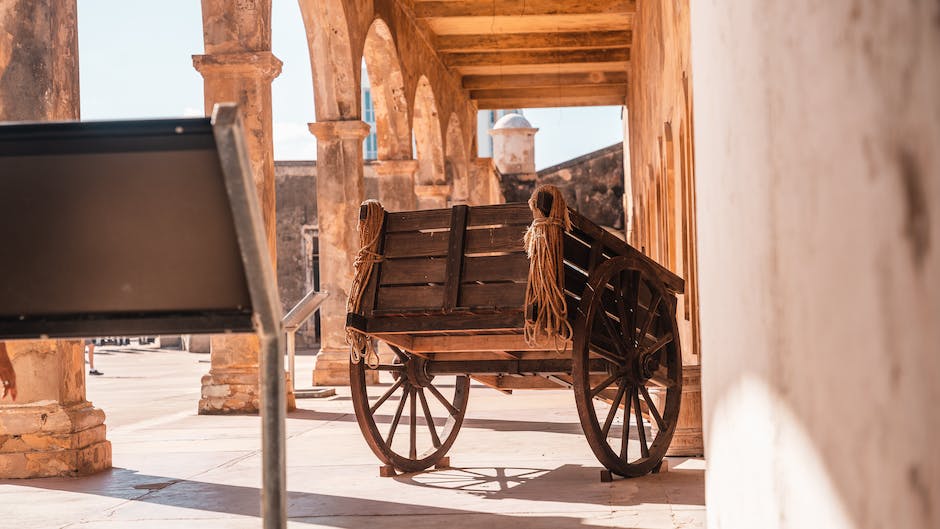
[380,257,446,285]
[438,31,632,53]
[426,14,633,36]
[361,208,388,316]
[475,94,627,109]
[467,203,532,226]
[414,0,636,18]
[463,71,629,90]
[410,333,552,353]
[563,232,593,272]
[385,209,451,232]
[471,85,627,102]
[465,225,526,253]
[429,358,575,375]
[463,253,529,283]
[443,205,470,312]
[456,61,630,76]
[471,375,566,390]
[428,352,518,361]
[458,282,527,309]
[375,285,444,311]
[366,311,525,334]
[443,48,630,68]
[384,230,450,258]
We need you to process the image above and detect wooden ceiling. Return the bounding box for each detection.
[409,0,633,109]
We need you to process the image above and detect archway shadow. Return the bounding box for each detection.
[11,467,677,528]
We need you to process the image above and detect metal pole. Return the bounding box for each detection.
[287,330,296,392]
[260,330,286,529]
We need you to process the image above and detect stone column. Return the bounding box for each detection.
[0,0,110,478]
[374,159,418,211]
[308,120,372,385]
[469,157,499,205]
[194,0,292,413]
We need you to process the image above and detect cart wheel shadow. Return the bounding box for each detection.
[392,462,705,507]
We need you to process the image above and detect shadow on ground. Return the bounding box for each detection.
[13,466,699,527]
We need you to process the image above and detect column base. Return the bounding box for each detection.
[0,401,111,478]
[199,368,297,415]
[657,364,704,457]
[313,348,378,386]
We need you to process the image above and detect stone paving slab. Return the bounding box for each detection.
[1,346,704,528]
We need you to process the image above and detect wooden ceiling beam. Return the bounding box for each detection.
[475,94,627,109]
[437,31,632,52]
[424,14,633,35]
[470,85,627,102]
[463,71,628,90]
[414,0,636,19]
[443,48,630,68]
[455,61,629,76]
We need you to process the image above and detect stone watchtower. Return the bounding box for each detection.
[489,113,538,181]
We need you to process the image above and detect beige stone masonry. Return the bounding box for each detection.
[374,159,419,212]
[308,120,374,386]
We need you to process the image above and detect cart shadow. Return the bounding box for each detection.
[394,462,705,507]
[10,467,672,528]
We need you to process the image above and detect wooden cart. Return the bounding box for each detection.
[346,190,685,478]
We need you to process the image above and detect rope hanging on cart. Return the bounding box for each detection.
[524,185,574,348]
[346,200,385,368]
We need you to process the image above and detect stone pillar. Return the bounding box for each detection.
[414,184,451,210]
[308,120,372,386]
[194,0,293,413]
[374,159,418,211]
[0,0,111,478]
[469,157,500,205]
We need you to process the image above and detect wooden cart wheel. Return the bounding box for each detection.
[572,255,682,477]
[350,341,470,473]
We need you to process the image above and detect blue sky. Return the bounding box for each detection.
[76,0,624,170]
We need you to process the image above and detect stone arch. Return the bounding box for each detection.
[362,18,411,160]
[412,75,447,209]
[445,113,470,205]
[299,0,358,120]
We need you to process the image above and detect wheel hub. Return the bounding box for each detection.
[403,356,435,388]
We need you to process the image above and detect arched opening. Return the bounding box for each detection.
[299,0,357,120]
[412,75,446,209]
[445,113,470,205]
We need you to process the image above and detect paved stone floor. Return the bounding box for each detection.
[1,343,705,528]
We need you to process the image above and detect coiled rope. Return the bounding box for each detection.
[346,200,385,367]
[524,185,573,347]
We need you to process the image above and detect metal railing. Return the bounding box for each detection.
[281,290,330,397]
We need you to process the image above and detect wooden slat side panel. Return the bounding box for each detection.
[458,282,527,309]
[375,285,444,311]
[462,253,530,283]
[465,225,527,254]
[384,230,450,258]
[366,311,525,334]
[385,209,451,232]
[444,205,470,311]
[467,203,532,227]
[379,257,447,285]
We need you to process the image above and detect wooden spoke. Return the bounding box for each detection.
[409,387,418,460]
[591,372,621,399]
[418,389,442,448]
[633,389,649,458]
[598,310,629,359]
[620,384,632,460]
[639,385,666,431]
[370,378,404,413]
[601,378,628,437]
[614,271,632,347]
[589,344,625,366]
[386,385,409,445]
[638,292,663,342]
[638,332,673,358]
[427,383,460,416]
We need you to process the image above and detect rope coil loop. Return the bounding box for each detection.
[346,200,386,368]
[524,185,574,348]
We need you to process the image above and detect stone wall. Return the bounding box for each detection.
[692,2,940,528]
[275,160,379,349]
[626,0,700,362]
[499,143,625,230]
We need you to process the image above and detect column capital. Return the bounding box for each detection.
[192,51,283,80]
[414,184,451,198]
[308,120,371,141]
[374,159,419,177]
